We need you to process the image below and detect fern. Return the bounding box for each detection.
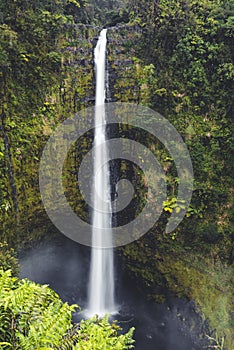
[73,316,135,350]
[0,270,134,349]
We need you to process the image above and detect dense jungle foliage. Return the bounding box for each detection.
[0,0,233,349]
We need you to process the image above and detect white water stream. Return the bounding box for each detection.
[87,29,116,316]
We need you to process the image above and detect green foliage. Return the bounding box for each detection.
[86,0,129,26]
[0,0,98,245]
[0,269,78,348]
[112,3,234,347]
[74,317,134,349]
[114,0,234,256]
[0,270,135,349]
[0,242,18,275]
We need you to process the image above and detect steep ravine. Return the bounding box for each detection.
[1,18,232,348]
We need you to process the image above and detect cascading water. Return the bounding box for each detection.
[87,29,116,316]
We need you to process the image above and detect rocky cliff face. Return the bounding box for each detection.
[57,23,142,108]
[0,21,143,246]
[107,24,142,102]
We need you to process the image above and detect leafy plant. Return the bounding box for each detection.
[0,270,135,349]
[0,242,18,275]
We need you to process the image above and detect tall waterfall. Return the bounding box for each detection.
[87,29,116,316]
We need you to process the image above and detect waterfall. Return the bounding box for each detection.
[87,29,116,316]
